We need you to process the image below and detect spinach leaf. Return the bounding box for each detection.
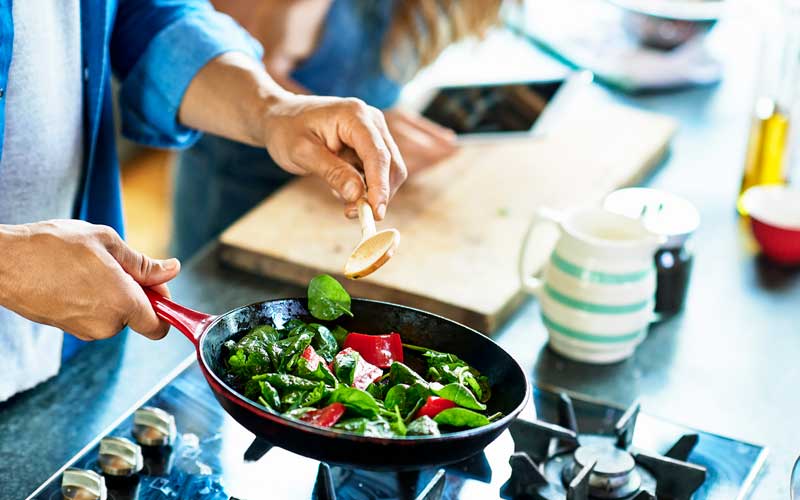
[226,348,271,379]
[331,326,349,349]
[253,373,320,392]
[430,382,486,411]
[296,357,338,387]
[274,332,314,372]
[327,386,380,418]
[258,381,281,410]
[264,343,285,374]
[226,325,285,376]
[308,274,353,321]
[243,378,262,401]
[227,349,248,375]
[406,416,441,436]
[366,378,391,401]
[454,368,490,403]
[383,381,429,420]
[406,344,492,403]
[387,406,407,437]
[301,382,328,407]
[282,318,306,333]
[389,362,428,386]
[333,417,394,438]
[332,348,360,386]
[281,390,308,411]
[244,325,282,345]
[309,323,339,362]
[383,384,410,412]
[433,408,490,428]
[403,383,432,418]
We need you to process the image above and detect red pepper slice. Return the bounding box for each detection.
[299,402,346,427]
[301,345,327,371]
[342,332,404,368]
[415,396,457,419]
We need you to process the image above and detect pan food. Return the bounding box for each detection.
[222,276,500,438]
[145,277,528,469]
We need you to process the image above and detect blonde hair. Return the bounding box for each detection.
[382,0,506,80]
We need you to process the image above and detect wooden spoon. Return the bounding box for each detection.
[344,199,400,279]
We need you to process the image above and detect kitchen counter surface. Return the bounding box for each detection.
[2,11,799,500]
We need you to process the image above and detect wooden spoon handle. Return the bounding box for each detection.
[357,198,377,240]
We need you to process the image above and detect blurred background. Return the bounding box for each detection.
[119,0,781,259]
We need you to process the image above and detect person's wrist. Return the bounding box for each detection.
[0,224,31,306]
[254,88,297,145]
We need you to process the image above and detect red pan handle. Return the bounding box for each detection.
[143,287,217,347]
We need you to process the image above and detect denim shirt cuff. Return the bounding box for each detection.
[119,12,263,149]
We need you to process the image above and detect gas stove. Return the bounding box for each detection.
[29,363,766,500]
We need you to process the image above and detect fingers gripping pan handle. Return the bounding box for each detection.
[143,287,217,347]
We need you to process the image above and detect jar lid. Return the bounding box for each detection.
[604,188,700,248]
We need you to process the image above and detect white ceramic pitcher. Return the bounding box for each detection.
[519,207,665,364]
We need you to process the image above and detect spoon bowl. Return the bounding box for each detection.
[344,229,400,279]
[343,199,401,279]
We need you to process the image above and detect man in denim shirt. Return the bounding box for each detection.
[0,0,406,400]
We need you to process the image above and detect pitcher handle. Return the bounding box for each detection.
[518,207,563,297]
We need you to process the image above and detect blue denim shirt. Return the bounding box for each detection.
[0,0,261,360]
[0,0,261,233]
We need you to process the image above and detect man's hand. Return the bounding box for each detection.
[384,108,459,175]
[260,94,407,220]
[178,53,407,220]
[0,220,180,341]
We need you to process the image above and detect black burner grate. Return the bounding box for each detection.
[501,394,707,500]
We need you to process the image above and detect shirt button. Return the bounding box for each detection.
[0,88,4,99]
[83,66,89,81]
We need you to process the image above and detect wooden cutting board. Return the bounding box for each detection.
[219,99,677,333]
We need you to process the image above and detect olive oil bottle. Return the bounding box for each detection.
[737,0,800,215]
[737,97,790,215]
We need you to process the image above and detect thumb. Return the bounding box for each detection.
[106,238,181,286]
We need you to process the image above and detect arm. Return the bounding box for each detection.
[177,52,406,218]
[0,2,406,345]
[113,1,406,219]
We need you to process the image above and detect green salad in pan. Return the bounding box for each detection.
[222,275,501,438]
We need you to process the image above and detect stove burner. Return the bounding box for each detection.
[311,464,448,500]
[564,443,641,499]
[502,394,707,500]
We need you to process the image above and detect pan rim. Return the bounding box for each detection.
[198,297,531,444]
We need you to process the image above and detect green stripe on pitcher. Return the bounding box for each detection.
[542,314,645,343]
[544,284,651,315]
[551,253,652,284]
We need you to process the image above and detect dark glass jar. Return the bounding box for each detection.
[604,188,700,321]
[654,242,694,316]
